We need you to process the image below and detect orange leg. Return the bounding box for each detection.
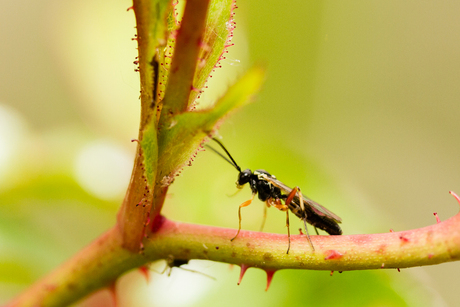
[285,186,305,211]
[231,193,255,241]
[259,203,269,232]
[286,187,315,251]
[270,199,291,254]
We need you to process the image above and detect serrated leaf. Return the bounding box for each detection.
[188,0,236,106]
[156,65,265,181]
[133,0,174,126]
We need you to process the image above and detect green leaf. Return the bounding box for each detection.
[133,0,174,126]
[159,0,211,118]
[189,0,236,106]
[156,65,265,182]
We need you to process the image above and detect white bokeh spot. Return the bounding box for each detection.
[74,140,132,200]
[0,103,27,185]
[146,261,215,307]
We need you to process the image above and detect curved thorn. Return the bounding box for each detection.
[265,270,276,291]
[238,264,250,285]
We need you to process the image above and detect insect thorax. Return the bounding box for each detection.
[252,170,282,202]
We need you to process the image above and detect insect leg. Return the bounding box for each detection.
[231,193,255,241]
[286,187,315,251]
[259,203,269,232]
[269,199,291,254]
[163,255,175,276]
[303,218,315,251]
[298,187,315,251]
[163,256,216,280]
[285,209,291,254]
[285,187,301,210]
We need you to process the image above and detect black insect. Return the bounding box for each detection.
[207,138,342,254]
[162,256,216,280]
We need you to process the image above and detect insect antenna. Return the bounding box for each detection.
[206,138,242,172]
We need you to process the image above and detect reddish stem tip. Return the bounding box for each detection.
[107,281,118,307]
[265,270,276,291]
[238,264,250,285]
[138,266,150,283]
[449,191,460,206]
[433,212,441,224]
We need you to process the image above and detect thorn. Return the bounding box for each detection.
[131,139,140,143]
[126,6,134,11]
[138,266,150,283]
[265,270,276,291]
[450,191,460,206]
[330,271,334,276]
[237,264,249,285]
[433,212,441,224]
[107,281,118,307]
[389,229,394,232]
[397,268,401,272]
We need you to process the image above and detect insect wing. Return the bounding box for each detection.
[295,194,342,223]
[260,173,342,223]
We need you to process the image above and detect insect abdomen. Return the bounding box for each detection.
[307,215,342,235]
[288,201,342,235]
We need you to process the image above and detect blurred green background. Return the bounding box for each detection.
[1,0,459,306]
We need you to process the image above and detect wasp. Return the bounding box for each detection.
[207,138,342,254]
